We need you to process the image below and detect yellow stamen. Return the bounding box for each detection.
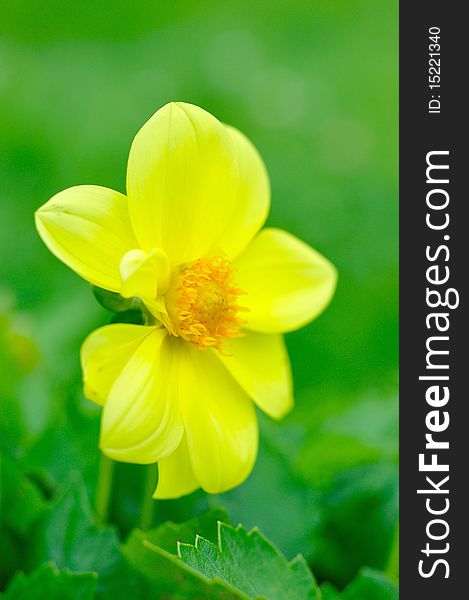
[165,255,247,350]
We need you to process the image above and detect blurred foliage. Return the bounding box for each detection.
[3,564,97,600]
[0,0,397,597]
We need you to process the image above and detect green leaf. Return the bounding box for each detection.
[125,508,316,600]
[109,309,147,325]
[341,568,398,599]
[0,454,47,536]
[309,463,398,587]
[122,509,243,600]
[28,477,120,581]
[0,524,21,589]
[319,583,341,600]
[91,287,136,313]
[294,395,398,489]
[24,411,100,495]
[178,521,321,600]
[92,287,153,325]
[123,535,245,599]
[0,454,46,583]
[320,568,398,600]
[3,563,97,600]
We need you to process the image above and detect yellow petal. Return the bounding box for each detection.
[234,228,337,333]
[217,125,270,259]
[35,185,138,292]
[100,329,183,464]
[119,247,171,301]
[216,332,293,420]
[153,435,199,499]
[81,323,154,406]
[167,337,258,494]
[126,102,269,265]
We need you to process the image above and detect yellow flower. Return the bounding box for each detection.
[35,102,337,498]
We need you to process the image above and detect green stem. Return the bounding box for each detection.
[385,522,399,583]
[95,453,114,525]
[139,464,158,530]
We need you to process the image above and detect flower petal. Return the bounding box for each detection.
[216,332,293,420]
[166,337,258,494]
[81,323,154,406]
[120,247,171,300]
[153,435,199,499]
[35,185,138,292]
[218,125,270,259]
[100,329,183,464]
[234,228,337,333]
[126,102,269,265]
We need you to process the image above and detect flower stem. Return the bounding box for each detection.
[385,521,399,583]
[139,464,158,530]
[95,453,114,525]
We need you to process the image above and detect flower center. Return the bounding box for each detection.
[165,255,247,350]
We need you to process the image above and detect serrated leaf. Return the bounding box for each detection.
[178,522,321,600]
[3,563,97,600]
[28,477,120,584]
[320,568,398,600]
[123,534,245,599]
[122,509,244,600]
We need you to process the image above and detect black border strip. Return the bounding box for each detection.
[400,2,466,596]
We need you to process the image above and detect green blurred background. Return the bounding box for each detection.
[0,0,398,594]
